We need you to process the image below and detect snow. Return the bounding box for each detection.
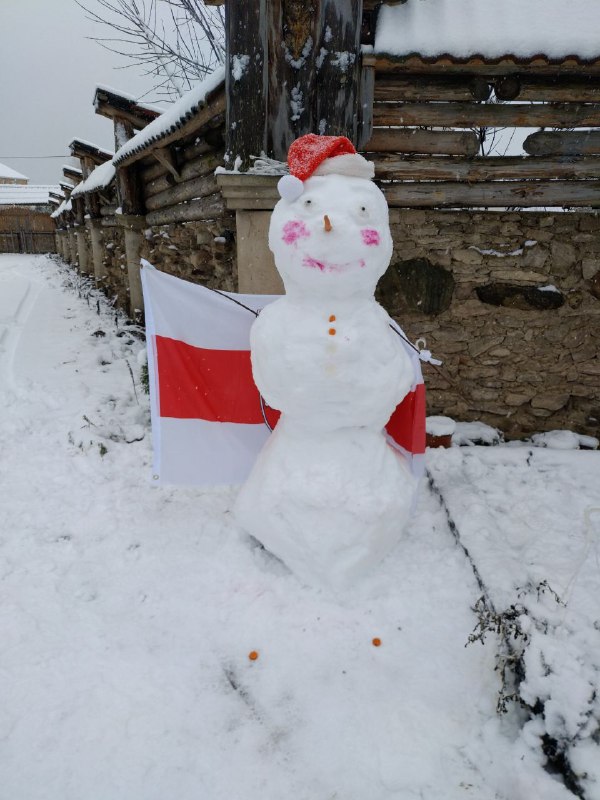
[0,184,60,206]
[70,160,116,199]
[0,161,28,181]
[2,253,600,799]
[375,0,600,61]
[453,420,503,446]
[113,67,225,166]
[427,415,457,437]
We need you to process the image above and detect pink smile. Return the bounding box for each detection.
[302,255,366,273]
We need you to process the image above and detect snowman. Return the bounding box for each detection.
[234,134,418,590]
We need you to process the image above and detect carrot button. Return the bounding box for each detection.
[329,315,336,322]
[248,650,259,661]
[328,328,336,336]
[372,638,382,647]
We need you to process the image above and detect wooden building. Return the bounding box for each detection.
[0,162,58,253]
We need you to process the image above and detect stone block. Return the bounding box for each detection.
[530,394,570,411]
[550,241,578,276]
[452,248,483,265]
[579,214,600,231]
[505,392,534,406]
[582,258,599,280]
[522,245,549,270]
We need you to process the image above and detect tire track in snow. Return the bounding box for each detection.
[0,257,45,391]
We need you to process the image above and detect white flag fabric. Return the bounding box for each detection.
[141,264,425,487]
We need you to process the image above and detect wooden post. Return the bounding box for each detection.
[225,0,268,169]
[315,0,363,139]
[225,0,364,168]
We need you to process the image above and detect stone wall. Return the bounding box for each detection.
[99,225,128,308]
[379,210,600,438]
[139,215,236,293]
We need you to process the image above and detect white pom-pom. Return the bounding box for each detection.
[277,174,304,202]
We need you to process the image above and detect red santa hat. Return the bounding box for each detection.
[278,134,375,202]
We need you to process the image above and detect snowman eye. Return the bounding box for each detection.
[304,199,313,207]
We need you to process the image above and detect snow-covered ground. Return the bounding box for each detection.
[1,254,599,800]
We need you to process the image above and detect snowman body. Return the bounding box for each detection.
[234,173,417,589]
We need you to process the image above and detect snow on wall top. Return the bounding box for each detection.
[70,160,116,199]
[0,162,28,182]
[375,0,600,61]
[0,185,59,206]
[113,67,225,166]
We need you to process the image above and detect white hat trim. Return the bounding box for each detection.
[313,152,375,180]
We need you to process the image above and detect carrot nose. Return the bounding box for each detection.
[323,214,332,232]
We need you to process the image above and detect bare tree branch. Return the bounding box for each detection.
[75,0,224,101]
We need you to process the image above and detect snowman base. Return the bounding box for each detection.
[234,417,416,591]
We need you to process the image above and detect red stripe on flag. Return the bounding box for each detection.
[156,335,268,423]
[385,382,426,455]
[155,335,424,453]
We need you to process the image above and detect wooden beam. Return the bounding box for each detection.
[115,93,225,169]
[117,166,145,216]
[364,54,600,77]
[382,180,600,207]
[145,194,225,225]
[144,152,223,198]
[144,174,218,212]
[152,148,181,182]
[374,76,490,102]
[374,74,600,104]
[372,155,600,182]
[524,131,600,156]
[364,128,480,156]
[373,101,600,128]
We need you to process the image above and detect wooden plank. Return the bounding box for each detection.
[145,194,225,225]
[382,180,600,208]
[364,54,600,77]
[373,101,600,128]
[371,155,600,181]
[524,130,600,156]
[144,152,223,198]
[514,81,600,103]
[364,128,480,156]
[144,174,219,212]
[117,166,145,215]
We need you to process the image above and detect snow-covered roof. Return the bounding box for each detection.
[0,162,28,182]
[69,139,114,161]
[374,0,600,62]
[113,67,225,166]
[94,85,165,118]
[0,185,59,206]
[50,197,73,218]
[70,159,116,199]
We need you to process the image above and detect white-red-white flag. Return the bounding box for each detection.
[141,264,425,487]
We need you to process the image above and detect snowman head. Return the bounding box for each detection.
[269,135,393,301]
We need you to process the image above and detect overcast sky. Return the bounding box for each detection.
[0,0,163,185]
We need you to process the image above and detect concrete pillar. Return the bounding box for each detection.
[235,210,283,294]
[75,227,91,274]
[87,219,106,285]
[117,214,146,319]
[67,228,78,266]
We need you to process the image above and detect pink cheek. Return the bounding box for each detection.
[282,220,310,246]
[361,228,380,246]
